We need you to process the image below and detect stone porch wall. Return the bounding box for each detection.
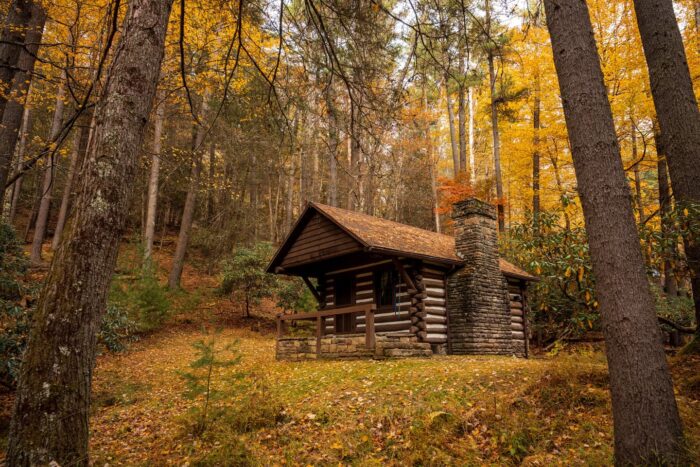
[276,333,433,361]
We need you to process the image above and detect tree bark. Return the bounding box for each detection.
[144,93,164,261]
[30,71,66,264]
[7,0,173,463]
[633,0,700,340]
[532,71,541,230]
[468,87,475,184]
[168,99,208,289]
[458,82,467,175]
[655,127,678,296]
[543,1,685,464]
[631,122,644,223]
[0,0,37,116]
[51,112,90,250]
[325,82,338,207]
[488,51,504,232]
[8,105,31,221]
[445,77,460,177]
[0,2,45,210]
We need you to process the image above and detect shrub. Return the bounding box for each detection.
[110,260,170,332]
[275,277,317,314]
[219,242,277,317]
[0,222,30,390]
[98,304,138,352]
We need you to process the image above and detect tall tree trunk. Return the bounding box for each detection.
[532,71,541,230]
[630,118,644,223]
[633,0,700,341]
[543,1,685,464]
[348,99,361,210]
[325,83,338,207]
[488,51,504,231]
[445,77,460,177]
[168,100,208,290]
[206,142,215,222]
[0,0,38,116]
[7,0,173,462]
[30,71,66,264]
[468,87,475,184]
[655,127,678,296]
[0,2,45,210]
[144,93,165,261]
[51,112,90,249]
[8,105,31,222]
[458,82,467,175]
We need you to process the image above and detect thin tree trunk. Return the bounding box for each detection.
[51,112,90,249]
[0,3,45,210]
[144,93,165,261]
[168,99,208,289]
[8,105,32,222]
[445,77,460,177]
[655,127,678,296]
[325,83,338,207]
[7,0,173,462]
[633,0,700,341]
[206,142,215,222]
[348,99,361,211]
[630,118,644,223]
[532,71,541,230]
[458,82,467,174]
[488,51,504,231]
[0,0,38,116]
[30,71,66,264]
[468,87,475,184]
[543,1,685,464]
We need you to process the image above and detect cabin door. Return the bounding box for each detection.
[334,274,355,333]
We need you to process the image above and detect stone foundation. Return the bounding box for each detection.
[276,333,433,361]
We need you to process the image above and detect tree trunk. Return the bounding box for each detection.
[30,72,66,264]
[655,127,678,296]
[7,0,173,463]
[0,2,45,210]
[630,115,644,224]
[348,99,361,210]
[206,142,215,222]
[445,77,460,177]
[144,93,165,261]
[543,1,685,464]
[325,83,338,207]
[51,112,90,250]
[0,0,38,116]
[468,87,475,184]
[8,105,31,222]
[168,99,208,290]
[458,82,467,175]
[633,0,700,341]
[532,71,541,230]
[488,51,505,232]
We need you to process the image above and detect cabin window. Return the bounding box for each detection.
[374,269,396,308]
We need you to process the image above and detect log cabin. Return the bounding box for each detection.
[268,198,538,360]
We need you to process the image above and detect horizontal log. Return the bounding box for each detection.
[426,323,447,333]
[422,278,445,288]
[425,288,445,298]
[424,298,445,307]
[511,331,525,339]
[417,330,428,340]
[511,316,523,324]
[509,293,522,302]
[416,321,427,331]
[425,314,447,324]
[425,306,446,314]
[510,301,523,310]
[510,323,524,331]
[424,334,447,344]
[510,309,523,317]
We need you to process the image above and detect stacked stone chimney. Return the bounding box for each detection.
[446,198,513,355]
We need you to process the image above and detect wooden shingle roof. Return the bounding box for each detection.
[268,202,537,281]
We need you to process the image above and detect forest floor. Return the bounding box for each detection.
[1,241,699,465]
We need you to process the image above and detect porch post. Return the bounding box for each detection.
[316,315,323,354]
[365,305,376,349]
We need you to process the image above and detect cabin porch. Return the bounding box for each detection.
[275,304,434,360]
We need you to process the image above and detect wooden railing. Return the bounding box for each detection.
[276,304,378,353]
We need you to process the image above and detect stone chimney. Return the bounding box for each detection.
[446,198,513,355]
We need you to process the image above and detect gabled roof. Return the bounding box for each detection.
[267,202,538,281]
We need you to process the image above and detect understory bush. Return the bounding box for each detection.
[218,242,278,317]
[110,260,170,332]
